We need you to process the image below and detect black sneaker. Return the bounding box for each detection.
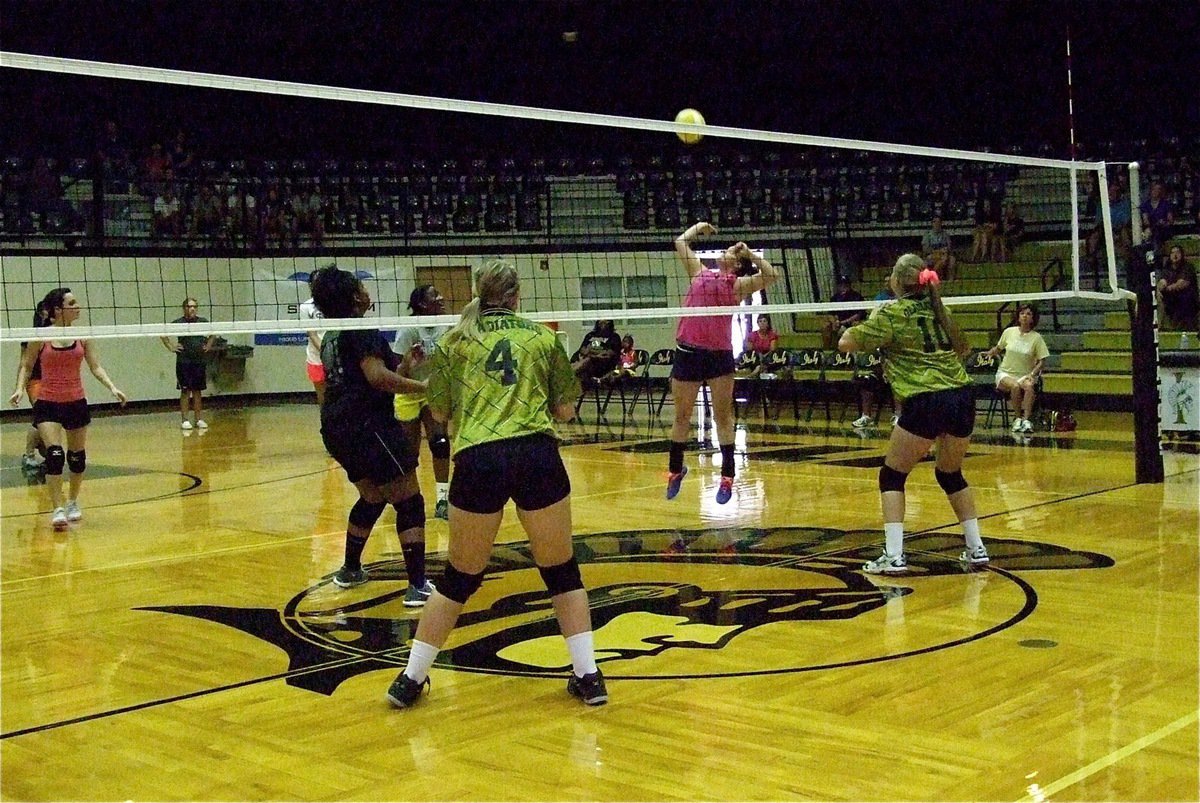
[332,565,368,588]
[566,670,608,706]
[386,673,430,708]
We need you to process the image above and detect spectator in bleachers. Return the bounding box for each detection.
[969,195,1002,262]
[152,184,183,239]
[27,157,83,232]
[227,184,258,246]
[141,142,172,198]
[822,276,865,349]
[1087,181,1133,269]
[168,129,195,179]
[997,204,1025,262]
[572,320,621,382]
[921,216,956,279]
[1139,180,1175,255]
[984,303,1049,434]
[1157,244,1198,332]
[189,183,224,242]
[260,186,291,248]
[95,119,133,181]
[745,314,779,356]
[293,184,325,246]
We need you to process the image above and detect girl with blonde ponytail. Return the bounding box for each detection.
[388,259,609,709]
[838,254,987,575]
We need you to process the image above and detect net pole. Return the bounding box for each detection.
[1070,164,1081,293]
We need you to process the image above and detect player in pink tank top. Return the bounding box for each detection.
[9,288,127,530]
[665,222,779,507]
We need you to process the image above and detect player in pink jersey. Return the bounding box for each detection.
[666,222,778,504]
[9,288,127,529]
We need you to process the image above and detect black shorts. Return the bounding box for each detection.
[671,344,735,383]
[449,433,570,514]
[32,399,92,430]
[176,360,207,391]
[897,385,975,440]
[323,418,418,486]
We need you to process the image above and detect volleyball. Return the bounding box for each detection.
[675,108,705,144]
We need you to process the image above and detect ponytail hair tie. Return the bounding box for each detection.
[918,268,940,287]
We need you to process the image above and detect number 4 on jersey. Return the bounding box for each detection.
[485,338,518,385]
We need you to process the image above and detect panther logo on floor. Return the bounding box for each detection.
[139,526,1112,695]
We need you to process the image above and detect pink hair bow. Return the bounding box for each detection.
[918,268,940,287]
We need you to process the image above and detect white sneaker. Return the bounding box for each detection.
[181,420,193,430]
[1011,418,1024,432]
[195,419,208,429]
[891,414,900,426]
[51,507,68,529]
[960,545,990,565]
[851,415,872,429]
[65,500,82,521]
[1020,419,1033,433]
[863,552,908,575]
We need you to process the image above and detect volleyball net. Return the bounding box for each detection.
[0,51,1132,346]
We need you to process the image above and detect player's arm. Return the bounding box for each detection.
[733,245,779,297]
[361,355,425,395]
[675,221,716,278]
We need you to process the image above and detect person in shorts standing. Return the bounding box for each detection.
[160,298,215,430]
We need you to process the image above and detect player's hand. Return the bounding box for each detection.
[695,222,716,237]
[113,388,128,406]
[9,389,23,407]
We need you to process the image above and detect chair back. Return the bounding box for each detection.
[788,348,824,379]
[735,350,761,372]
[648,348,675,367]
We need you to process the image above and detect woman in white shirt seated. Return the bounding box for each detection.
[985,303,1050,433]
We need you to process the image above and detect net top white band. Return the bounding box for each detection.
[1,51,1104,171]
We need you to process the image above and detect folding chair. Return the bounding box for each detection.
[630,348,676,419]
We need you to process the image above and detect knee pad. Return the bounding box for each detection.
[878,464,908,493]
[439,561,484,604]
[428,434,450,460]
[935,469,968,495]
[538,557,584,596]
[44,446,65,475]
[348,498,387,530]
[66,449,86,474]
[394,493,425,532]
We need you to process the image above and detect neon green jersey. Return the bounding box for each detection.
[846,297,968,402]
[427,309,580,456]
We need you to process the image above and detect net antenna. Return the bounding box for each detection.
[1,50,1132,345]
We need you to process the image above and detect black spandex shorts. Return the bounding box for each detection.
[176,360,207,391]
[32,398,92,431]
[671,344,735,383]
[323,417,418,486]
[897,385,975,440]
[449,433,570,514]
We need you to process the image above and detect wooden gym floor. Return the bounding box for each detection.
[1,402,1197,801]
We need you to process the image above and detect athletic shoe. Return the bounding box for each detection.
[331,565,368,588]
[195,419,208,429]
[386,673,430,708]
[51,507,68,529]
[403,579,436,608]
[566,670,608,706]
[960,545,990,566]
[862,552,908,575]
[65,500,82,522]
[851,415,872,429]
[1020,419,1033,434]
[434,499,449,520]
[716,476,734,505]
[181,420,193,431]
[1011,418,1024,432]
[891,415,900,426]
[665,466,688,500]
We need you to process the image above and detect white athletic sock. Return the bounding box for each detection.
[435,482,449,502]
[962,518,983,551]
[403,639,440,683]
[884,522,905,557]
[565,631,598,677]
